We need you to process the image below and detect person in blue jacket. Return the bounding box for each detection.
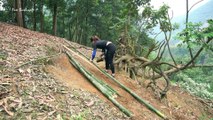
[90,35,116,77]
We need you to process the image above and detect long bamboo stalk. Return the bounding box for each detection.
[93,65,167,119]
[65,51,132,117]
[63,45,119,96]
[64,44,167,119]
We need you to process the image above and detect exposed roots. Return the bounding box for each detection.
[114,54,171,99]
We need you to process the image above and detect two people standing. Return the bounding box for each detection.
[90,35,116,77]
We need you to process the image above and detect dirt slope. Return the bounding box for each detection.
[1,22,212,120]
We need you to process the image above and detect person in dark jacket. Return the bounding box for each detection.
[90,35,116,77]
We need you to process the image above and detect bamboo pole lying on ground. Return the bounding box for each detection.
[65,51,132,117]
[64,43,167,120]
[63,45,120,96]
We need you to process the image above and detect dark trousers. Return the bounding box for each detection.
[105,44,116,74]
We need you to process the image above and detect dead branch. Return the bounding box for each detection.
[188,0,204,12]
[154,41,166,61]
[15,53,61,69]
[114,54,134,64]
[181,38,212,70]
[157,67,170,98]
[157,62,179,69]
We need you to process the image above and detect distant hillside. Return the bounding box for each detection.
[172,0,213,25]
[155,0,213,45]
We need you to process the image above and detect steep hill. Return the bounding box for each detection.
[0,22,212,120]
[155,0,213,45]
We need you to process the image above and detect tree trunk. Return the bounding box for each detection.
[186,0,194,65]
[16,0,23,27]
[9,5,14,23]
[33,0,36,31]
[62,17,65,37]
[53,3,57,35]
[21,0,26,28]
[68,22,71,40]
[75,16,79,42]
[40,0,44,32]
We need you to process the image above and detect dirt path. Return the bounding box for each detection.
[45,54,108,100]
[75,58,160,119]
[46,48,163,120]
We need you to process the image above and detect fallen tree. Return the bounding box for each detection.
[113,4,213,98]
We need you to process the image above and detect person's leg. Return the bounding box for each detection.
[108,45,116,75]
[105,52,110,71]
[108,52,115,74]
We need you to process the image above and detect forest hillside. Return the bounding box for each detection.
[1,0,213,119]
[1,22,212,120]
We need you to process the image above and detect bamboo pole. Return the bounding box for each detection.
[93,64,167,119]
[65,51,132,117]
[63,45,119,96]
[64,44,167,119]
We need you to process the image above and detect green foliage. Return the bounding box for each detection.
[0,50,8,60]
[0,0,153,47]
[142,4,171,32]
[70,109,89,120]
[172,71,213,99]
[177,19,213,51]
[198,113,212,120]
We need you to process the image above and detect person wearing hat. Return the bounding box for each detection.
[90,35,116,77]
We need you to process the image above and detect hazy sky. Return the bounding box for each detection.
[150,0,210,17]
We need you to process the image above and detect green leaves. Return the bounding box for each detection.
[142,4,171,32]
[177,19,213,51]
[173,71,213,99]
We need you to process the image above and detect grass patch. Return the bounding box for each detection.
[0,50,8,60]
[70,109,90,120]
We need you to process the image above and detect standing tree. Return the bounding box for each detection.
[16,0,23,27]
[33,0,36,31]
[52,1,57,35]
[40,0,44,32]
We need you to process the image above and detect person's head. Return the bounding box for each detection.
[90,35,100,43]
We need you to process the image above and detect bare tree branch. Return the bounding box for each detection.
[188,0,204,12]
[181,38,212,70]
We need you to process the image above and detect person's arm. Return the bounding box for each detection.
[91,49,97,60]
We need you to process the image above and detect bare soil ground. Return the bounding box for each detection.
[1,22,212,120]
